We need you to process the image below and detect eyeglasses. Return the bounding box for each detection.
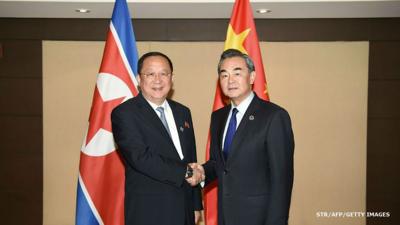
[141,72,172,79]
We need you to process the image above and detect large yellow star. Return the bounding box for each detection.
[224,24,251,54]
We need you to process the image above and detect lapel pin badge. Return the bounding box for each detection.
[184,121,190,128]
[180,126,184,132]
[249,115,255,121]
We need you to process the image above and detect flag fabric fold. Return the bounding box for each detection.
[204,0,269,224]
[75,0,139,225]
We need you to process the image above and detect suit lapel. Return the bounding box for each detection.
[216,106,231,165]
[226,95,261,165]
[137,93,176,148]
[168,100,187,161]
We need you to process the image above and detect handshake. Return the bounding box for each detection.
[185,163,205,187]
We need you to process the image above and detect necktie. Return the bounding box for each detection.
[156,107,171,137]
[223,108,238,160]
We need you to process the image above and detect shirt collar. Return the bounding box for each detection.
[231,91,254,114]
[145,98,169,111]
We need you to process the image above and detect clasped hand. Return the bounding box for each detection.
[185,163,205,186]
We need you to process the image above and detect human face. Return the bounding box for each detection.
[219,56,255,106]
[138,56,173,105]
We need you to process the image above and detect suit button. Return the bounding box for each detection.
[223,169,228,175]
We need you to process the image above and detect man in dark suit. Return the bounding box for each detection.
[111,52,203,225]
[189,49,294,225]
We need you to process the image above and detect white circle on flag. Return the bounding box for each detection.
[82,128,116,157]
[81,72,134,157]
[97,72,133,102]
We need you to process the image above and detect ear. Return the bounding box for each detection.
[250,71,256,85]
[137,74,141,84]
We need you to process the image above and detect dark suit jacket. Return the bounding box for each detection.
[111,93,202,225]
[203,93,294,225]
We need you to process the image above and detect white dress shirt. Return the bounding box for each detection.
[222,92,255,149]
[200,92,255,187]
[146,99,184,160]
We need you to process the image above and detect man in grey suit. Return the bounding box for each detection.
[188,49,294,225]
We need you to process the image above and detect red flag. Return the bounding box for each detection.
[204,0,269,224]
[75,1,139,225]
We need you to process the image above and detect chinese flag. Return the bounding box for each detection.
[203,0,269,224]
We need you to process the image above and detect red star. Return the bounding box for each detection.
[86,86,125,145]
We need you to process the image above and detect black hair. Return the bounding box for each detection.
[217,49,255,74]
[137,51,173,74]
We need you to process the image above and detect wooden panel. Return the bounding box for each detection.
[0,190,42,225]
[167,19,227,41]
[0,116,42,225]
[0,78,42,115]
[0,155,42,190]
[367,118,400,178]
[367,118,400,225]
[1,18,400,41]
[367,40,400,225]
[256,18,371,41]
[0,40,42,78]
[134,19,169,41]
[369,41,400,80]
[0,19,44,40]
[368,80,400,118]
[0,116,42,158]
[42,18,109,41]
[369,18,400,41]
[0,39,42,225]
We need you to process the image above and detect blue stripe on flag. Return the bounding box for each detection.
[111,0,139,76]
[75,181,100,225]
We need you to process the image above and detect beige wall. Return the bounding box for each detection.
[43,41,368,225]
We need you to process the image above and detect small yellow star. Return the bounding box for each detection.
[224,24,251,54]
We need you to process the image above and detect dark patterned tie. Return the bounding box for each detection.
[223,108,238,160]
